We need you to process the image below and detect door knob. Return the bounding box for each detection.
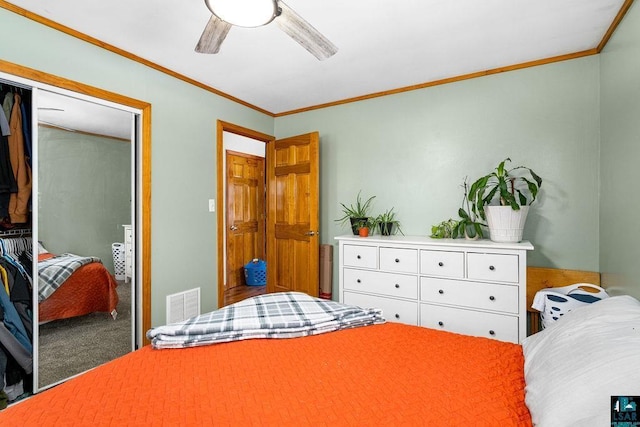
[305,231,317,236]
[230,225,238,231]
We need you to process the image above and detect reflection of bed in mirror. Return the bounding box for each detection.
[38,247,119,324]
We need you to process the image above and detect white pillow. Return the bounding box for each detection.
[522,295,640,427]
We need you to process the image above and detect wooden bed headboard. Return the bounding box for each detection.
[526,266,601,335]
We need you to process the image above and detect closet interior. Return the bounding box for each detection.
[0,80,33,408]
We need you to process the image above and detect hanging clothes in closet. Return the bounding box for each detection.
[0,235,33,408]
[0,81,33,408]
[0,83,32,231]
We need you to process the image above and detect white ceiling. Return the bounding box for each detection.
[38,90,132,140]
[8,0,627,115]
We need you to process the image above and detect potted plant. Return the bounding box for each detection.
[335,191,376,235]
[430,218,459,239]
[456,208,484,240]
[468,158,542,243]
[456,178,485,240]
[375,208,404,236]
[354,217,376,237]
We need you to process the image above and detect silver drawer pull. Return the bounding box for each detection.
[438,321,444,327]
[489,295,495,301]
[438,289,444,294]
[395,284,400,289]
[438,262,444,267]
[489,330,496,336]
[489,265,495,271]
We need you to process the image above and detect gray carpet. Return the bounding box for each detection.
[38,281,132,389]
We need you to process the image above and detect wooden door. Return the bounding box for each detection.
[226,151,265,290]
[266,132,319,296]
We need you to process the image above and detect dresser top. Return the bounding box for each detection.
[334,234,534,251]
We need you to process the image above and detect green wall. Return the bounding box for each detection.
[0,7,273,327]
[600,0,640,299]
[38,126,131,273]
[4,3,639,323]
[275,57,602,294]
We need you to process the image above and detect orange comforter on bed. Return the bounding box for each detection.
[38,253,119,323]
[0,323,531,426]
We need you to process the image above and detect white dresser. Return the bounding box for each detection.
[335,235,533,343]
[123,224,133,283]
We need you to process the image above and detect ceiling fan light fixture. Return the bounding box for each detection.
[205,0,278,28]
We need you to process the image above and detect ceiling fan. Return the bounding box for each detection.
[195,0,338,60]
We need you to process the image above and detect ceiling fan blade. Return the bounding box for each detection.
[276,1,338,60]
[195,15,232,54]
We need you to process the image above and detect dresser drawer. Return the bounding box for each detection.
[380,247,418,273]
[467,253,519,283]
[344,292,418,325]
[344,269,418,299]
[343,244,377,269]
[420,250,464,278]
[420,304,519,343]
[420,277,518,314]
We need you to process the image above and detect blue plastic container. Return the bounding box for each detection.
[244,259,267,286]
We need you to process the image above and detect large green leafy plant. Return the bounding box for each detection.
[468,158,543,221]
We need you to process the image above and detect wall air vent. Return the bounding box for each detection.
[166,287,200,324]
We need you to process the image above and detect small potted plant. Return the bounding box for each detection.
[456,208,484,240]
[375,208,404,236]
[335,191,376,235]
[468,158,542,243]
[430,179,486,240]
[355,217,376,237]
[430,218,459,239]
[456,178,485,240]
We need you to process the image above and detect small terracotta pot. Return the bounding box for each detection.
[358,227,369,237]
[350,217,368,235]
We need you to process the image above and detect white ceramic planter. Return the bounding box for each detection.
[485,205,529,243]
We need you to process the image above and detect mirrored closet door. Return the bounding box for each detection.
[36,90,137,389]
[0,71,142,405]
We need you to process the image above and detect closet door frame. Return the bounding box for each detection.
[0,62,152,391]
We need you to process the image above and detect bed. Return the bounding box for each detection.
[1,290,639,426]
[37,250,119,323]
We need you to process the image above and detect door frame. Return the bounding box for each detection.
[0,59,152,347]
[216,120,273,307]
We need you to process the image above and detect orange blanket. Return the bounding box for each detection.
[38,253,119,323]
[0,323,531,425]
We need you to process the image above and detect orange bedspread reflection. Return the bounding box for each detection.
[38,253,119,323]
